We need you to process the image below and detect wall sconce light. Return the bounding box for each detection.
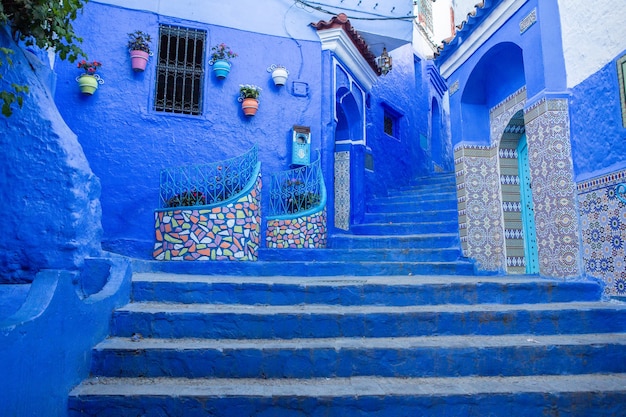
[377,48,392,75]
[267,64,289,86]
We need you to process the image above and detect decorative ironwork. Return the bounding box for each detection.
[154,24,206,116]
[159,145,258,208]
[268,152,325,217]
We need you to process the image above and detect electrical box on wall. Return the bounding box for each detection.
[291,125,311,166]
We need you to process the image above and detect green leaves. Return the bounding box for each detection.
[0,0,87,116]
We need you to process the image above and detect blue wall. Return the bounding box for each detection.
[441,0,566,146]
[569,52,626,180]
[0,258,131,417]
[0,27,103,282]
[53,3,324,257]
[365,45,431,199]
[53,2,432,252]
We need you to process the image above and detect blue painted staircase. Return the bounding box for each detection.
[67,174,626,416]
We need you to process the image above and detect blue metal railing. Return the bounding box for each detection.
[268,152,326,218]
[159,144,258,208]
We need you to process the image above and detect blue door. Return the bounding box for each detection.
[517,134,539,273]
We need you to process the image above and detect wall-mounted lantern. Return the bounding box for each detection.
[377,47,392,75]
[292,125,311,166]
[267,64,289,86]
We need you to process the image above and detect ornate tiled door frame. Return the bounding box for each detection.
[523,96,582,278]
[456,88,582,278]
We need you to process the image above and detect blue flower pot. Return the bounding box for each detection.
[213,60,231,79]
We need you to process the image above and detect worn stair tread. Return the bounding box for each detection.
[70,373,626,397]
[117,301,623,314]
[132,273,555,284]
[97,333,626,351]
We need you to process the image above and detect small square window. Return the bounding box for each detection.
[382,105,402,140]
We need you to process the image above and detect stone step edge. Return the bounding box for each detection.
[116,301,623,314]
[130,273,572,285]
[69,373,626,397]
[96,333,626,351]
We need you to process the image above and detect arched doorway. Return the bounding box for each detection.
[334,86,364,230]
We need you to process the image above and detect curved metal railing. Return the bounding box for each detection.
[158,144,258,208]
[268,152,326,218]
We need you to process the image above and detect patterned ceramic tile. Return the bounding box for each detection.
[334,151,350,230]
[578,169,626,297]
[524,98,581,278]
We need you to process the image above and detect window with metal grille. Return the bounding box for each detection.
[384,112,395,136]
[154,25,206,115]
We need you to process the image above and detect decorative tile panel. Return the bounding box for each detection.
[577,169,626,297]
[152,174,261,261]
[454,144,506,271]
[266,208,327,249]
[524,98,581,278]
[334,151,350,230]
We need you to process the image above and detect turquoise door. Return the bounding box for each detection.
[517,134,539,273]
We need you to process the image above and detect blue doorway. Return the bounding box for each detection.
[517,134,539,274]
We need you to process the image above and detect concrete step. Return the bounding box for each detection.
[131,258,475,277]
[91,333,626,378]
[329,233,460,249]
[369,190,458,205]
[366,198,457,213]
[363,209,458,223]
[350,220,458,235]
[110,301,626,340]
[130,274,603,305]
[257,247,464,262]
[68,374,626,417]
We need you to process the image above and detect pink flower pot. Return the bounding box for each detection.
[130,50,150,72]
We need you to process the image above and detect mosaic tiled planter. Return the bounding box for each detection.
[266,208,327,249]
[153,175,261,261]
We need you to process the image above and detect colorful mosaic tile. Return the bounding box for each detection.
[578,169,626,297]
[266,208,327,249]
[152,174,262,261]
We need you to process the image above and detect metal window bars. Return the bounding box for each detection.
[268,152,325,217]
[159,144,258,208]
[154,24,206,115]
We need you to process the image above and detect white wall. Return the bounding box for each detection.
[558,0,626,88]
[93,0,414,55]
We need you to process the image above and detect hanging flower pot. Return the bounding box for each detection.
[269,65,289,86]
[129,50,150,72]
[239,84,261,117]
[127,30,152,72]
[77,74,100,95]
[212,59,232,79]
[76,60,104,95]
[210,43,237,79]
[241,98,259,116]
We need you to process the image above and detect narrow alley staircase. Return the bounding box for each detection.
[67,174,626,416]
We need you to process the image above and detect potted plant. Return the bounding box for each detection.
[238,84,261,116]
[210,43,238,79]
[76,60,103,95]
[269,64,289,86]
[127,30,152,72]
